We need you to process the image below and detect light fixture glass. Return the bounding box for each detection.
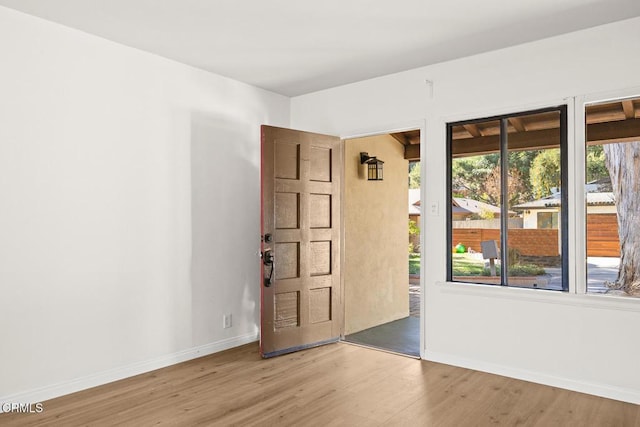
[360,152,384,181]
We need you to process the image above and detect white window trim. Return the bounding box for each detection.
[575,86,640,299]
[440,90,640,309]
[438,280,640,312]
[573,95,587,295]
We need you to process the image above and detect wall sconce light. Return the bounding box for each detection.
[360,152,384,181]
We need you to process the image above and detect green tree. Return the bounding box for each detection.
[451,154,498,201]
[483,166,530,206]
[408,162,420,189]
[409,218,420,235]
[408,219,420,254]
[530,149,561,198]
[477,208,495,220]
[586,144,608,183]
[452,153,531,206]
[507,150,538,201]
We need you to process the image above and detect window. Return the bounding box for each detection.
[447,106,568,290]
[537,212,558,229]
[585,96,640,297]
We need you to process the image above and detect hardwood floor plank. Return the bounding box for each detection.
[1,342,637,426]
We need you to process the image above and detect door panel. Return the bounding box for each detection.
[261,125,341,358]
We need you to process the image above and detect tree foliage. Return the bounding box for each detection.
[506,150,538,199]
[586,144,608,183]
[449,146,607,206]
[408,218,420,235]
[451,154,498,202]
[483,166,530,206]
[452,153,532,206]
[530,149,561,198]
[408,162,420,189]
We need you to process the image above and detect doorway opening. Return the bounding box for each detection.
[341,129,421,357]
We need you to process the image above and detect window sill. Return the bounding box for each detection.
[435,281,640,312]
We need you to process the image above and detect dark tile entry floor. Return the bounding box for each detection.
[344,316,420,357]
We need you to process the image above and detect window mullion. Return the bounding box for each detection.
[560,105,569,291]
[500,118,509,286]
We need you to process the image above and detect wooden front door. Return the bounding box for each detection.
[260,125,342,358]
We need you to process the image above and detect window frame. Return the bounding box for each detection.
[446,105,569,290]
[577,90,640,297]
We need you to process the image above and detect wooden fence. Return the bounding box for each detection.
[452,213,621,258]
[452,228,558,257]
[586,214,620,257]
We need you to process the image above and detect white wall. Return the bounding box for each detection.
[588,205,616,214]
[0,6,289,403]
[292,17,640,403]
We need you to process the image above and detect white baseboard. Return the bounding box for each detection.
[424,349,640,405]
[0,332,258,410]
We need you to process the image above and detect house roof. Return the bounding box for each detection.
[513,192,615,209]
[585,192,616,206]
[408,189,421,215]
[586,177,613,192]
[409,190,502,216]
[452,197,502,215]
[409,188,420,206]
[452,206,473,215]
[409,204,421,215]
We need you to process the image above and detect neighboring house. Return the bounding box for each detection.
[408,188,421,221]
[452,197,503,220]
[513,191,616,229]
[513,187,619,256]
[513,192,562,229]
[408,189,503,222]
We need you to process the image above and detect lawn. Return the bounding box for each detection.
[409,254,420,275]
[451,253,486,276]
[409,253,482,275]
[409,253,484,275]
[409,253,545,276]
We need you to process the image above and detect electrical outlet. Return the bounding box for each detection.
[223,314,232,329]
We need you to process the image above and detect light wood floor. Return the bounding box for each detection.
[2,342,638,426]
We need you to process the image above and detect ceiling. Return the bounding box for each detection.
[1,0,640,96]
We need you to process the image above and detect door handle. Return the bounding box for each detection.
[262,249,274,287]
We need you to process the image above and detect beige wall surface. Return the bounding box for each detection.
[344,134,409,334]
